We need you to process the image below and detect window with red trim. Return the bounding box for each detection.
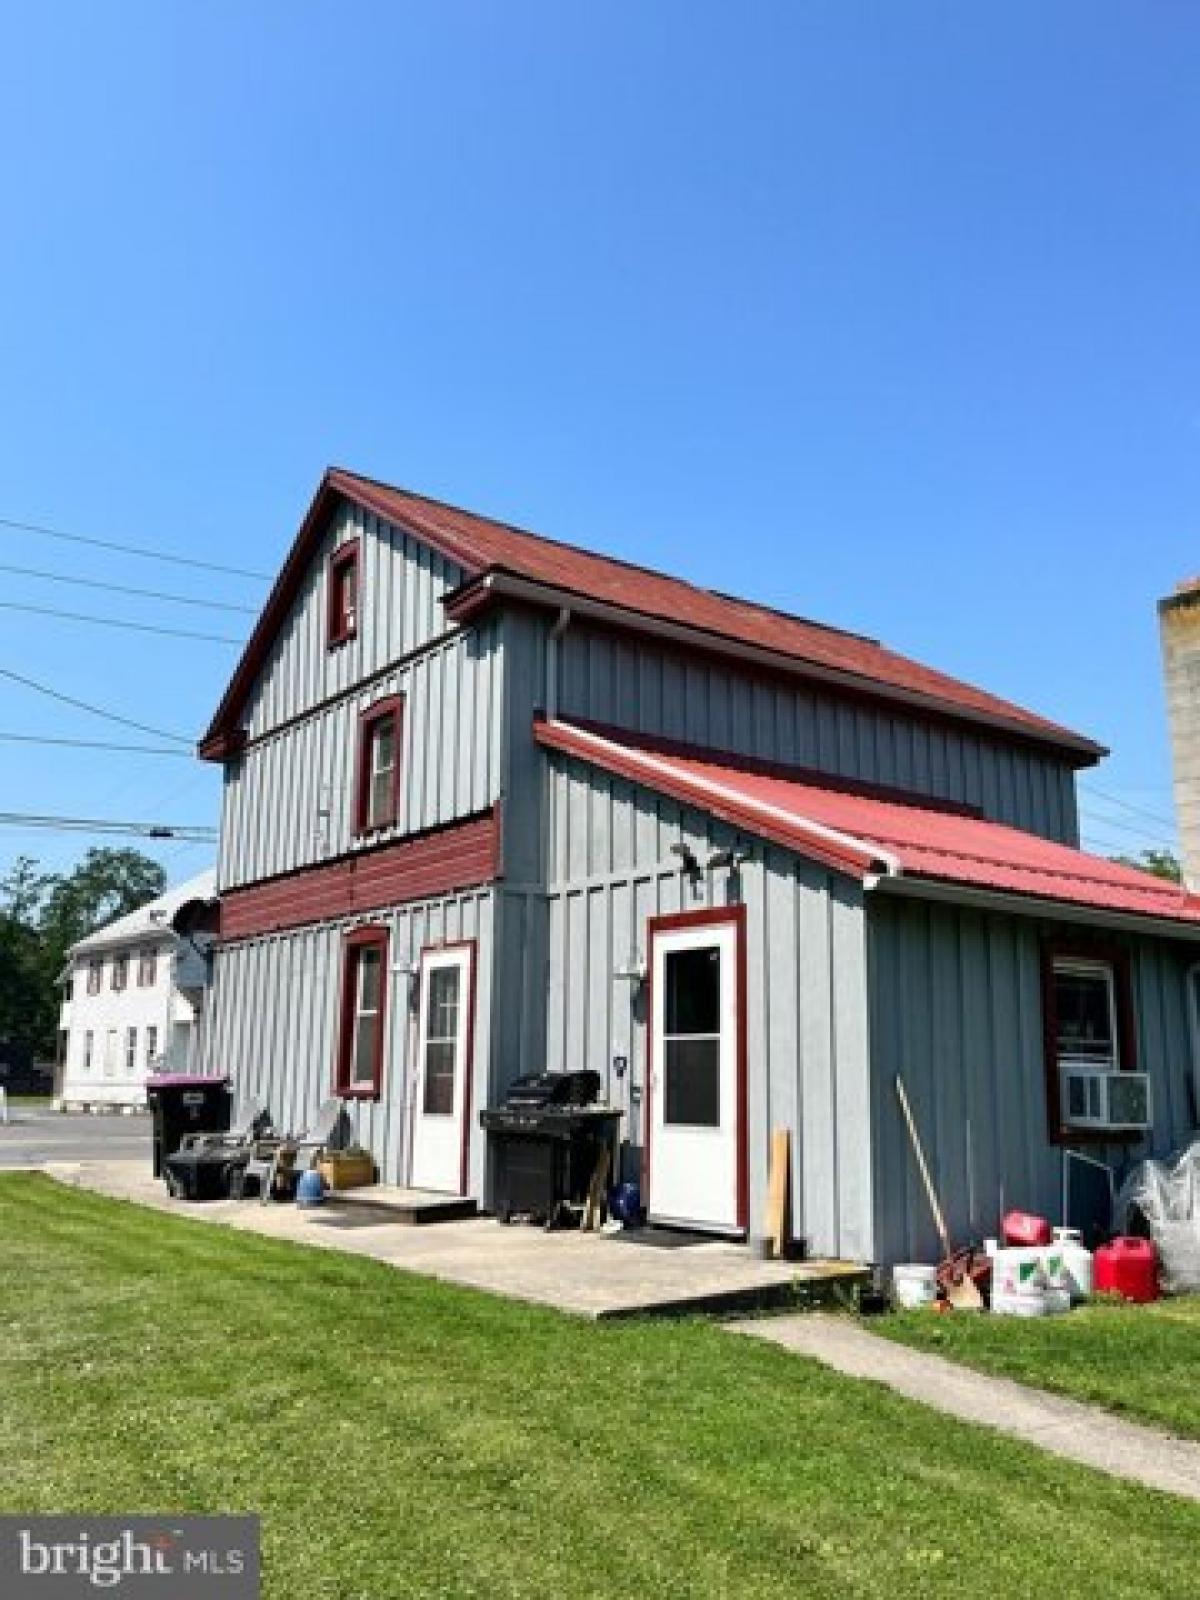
[1041,940,1138,1143]
[327,540,360,648]
[335,927,389,1097]
[355,696,404,833]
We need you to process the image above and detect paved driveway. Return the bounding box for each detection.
[0,1104,151,1169]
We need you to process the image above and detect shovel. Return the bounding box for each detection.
[895,1074,983,1311]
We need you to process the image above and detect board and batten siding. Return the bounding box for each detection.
[866,890,1200,1266]
[538,752,874,1260]
[219,620,503,890]
[205,890,494,1193]
[550,623,1080,843]
[241,501,468,740]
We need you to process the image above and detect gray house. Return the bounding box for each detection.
[200,468,1200,1264]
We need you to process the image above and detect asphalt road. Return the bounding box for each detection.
[0,1103,152,1169]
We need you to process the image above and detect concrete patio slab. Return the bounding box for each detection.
[42,1160,865,1320]
[731,1313,1200,1503]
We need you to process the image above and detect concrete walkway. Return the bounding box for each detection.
[40,1160,862,1320]
[731,1313,1200,1502]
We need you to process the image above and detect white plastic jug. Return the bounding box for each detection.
[1052,1227,1094,1300]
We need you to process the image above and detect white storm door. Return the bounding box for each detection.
[648,919,741,1232]
[410,945,474,1194]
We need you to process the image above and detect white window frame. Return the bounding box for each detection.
[1053,957,1120,1070]
[83,1031,94,1073]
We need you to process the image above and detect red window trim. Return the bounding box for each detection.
[334,924,389,1100]
[1041,937,1139,1147]
[644,904,748,1233]
[326,538,361,649]
[354,694,405,836]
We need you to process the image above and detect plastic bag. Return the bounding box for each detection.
[1114,1141,1200,1293]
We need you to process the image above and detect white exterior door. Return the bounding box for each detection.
[410,944,474,1194]
[648,915,743,1233]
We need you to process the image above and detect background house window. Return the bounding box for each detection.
[87,960,102,996]
[327,540,360,647]
[335,928,388,1097]
[125,1027,137,1075]
[83,1031,93,1072]
[145,1026,158,1071]
[138,947,157,987]
[111,955,128,992]
[355,697,404,833]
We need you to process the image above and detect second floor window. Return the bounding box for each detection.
[86,960,102,996]
[327,540,360,647]
[111,956,128,992]
[356,696,404,833]
[138,947,157,987]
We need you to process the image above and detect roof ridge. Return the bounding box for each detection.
[330,466,881,650]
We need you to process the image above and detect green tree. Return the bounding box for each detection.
[1111,848,1183,883]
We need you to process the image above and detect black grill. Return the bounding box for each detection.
[481,1071,621,1224]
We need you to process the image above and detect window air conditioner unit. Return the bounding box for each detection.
[1060,1063,1152,1131]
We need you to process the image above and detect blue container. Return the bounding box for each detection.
[295,1169,326,1208]
[609,1182,643,1226]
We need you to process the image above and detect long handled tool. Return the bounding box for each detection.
[895,1074,983,1310]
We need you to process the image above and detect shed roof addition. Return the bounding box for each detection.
[535,718,1200,931]
[200,467,1104,762]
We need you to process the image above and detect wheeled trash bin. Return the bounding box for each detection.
[145,1074,231,1177]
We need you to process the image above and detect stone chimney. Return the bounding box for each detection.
[1159,578,1200,889]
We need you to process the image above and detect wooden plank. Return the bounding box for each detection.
[765,1127,790,1258]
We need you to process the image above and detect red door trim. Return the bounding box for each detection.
[644,903,748,1234]
[416,938,477,1197]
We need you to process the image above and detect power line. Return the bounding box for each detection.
[1079,782,1177,832]
[1078,806,1176,847]
[0,560,258,615]
[0,732,192,758]
[0,599,243,645]
[0,812,216,842]
[0,511,272,581]
[0,666,193,745]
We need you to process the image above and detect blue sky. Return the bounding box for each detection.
[0,2,1196,884]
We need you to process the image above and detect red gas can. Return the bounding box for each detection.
[1093,1237,1159,1303]
[1001,1210,1053,1248]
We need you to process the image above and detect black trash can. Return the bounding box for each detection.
[145,1074,232,1177]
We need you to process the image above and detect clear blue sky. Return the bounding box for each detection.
[0,1,1196,884]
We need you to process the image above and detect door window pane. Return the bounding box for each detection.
[428,967,460,1039]
[423,1040,456,1115]
[664,1038,721,1126]
[665,947,721,1035]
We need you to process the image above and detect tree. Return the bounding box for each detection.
[1111,848,1183,884]
[39,848,166,956]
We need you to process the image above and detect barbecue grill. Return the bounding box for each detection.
[480,1071,622,1224]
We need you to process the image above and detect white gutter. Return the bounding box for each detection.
[876,872,1200,943]
[547,718,903,880]
[462,571,1103,764]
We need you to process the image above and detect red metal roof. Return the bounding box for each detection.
[535,718,1200,928]
[200,467,1104,760]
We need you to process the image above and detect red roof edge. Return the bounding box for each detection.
[533,714,884,879]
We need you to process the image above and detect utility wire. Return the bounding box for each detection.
[1078,807,1177,847]
[0,732,192,758]
[0,512,272,581]
[0,560,258,615]
[1079,782,1177,832]
[0,599,243,645]
[0,666,193,745]
[0,812,216,842]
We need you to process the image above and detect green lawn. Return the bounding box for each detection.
[3,1176,1200,1599]
[880,1295,1200,1440]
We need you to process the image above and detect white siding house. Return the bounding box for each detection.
[58,869,217,1111]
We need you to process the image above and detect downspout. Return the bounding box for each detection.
[545,607,572,720]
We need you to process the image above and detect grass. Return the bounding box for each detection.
[3,1176,1200,1600]
[880,1295,1200,1440]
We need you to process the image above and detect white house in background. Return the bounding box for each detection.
[57,869,217,1111]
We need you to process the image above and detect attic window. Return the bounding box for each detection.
[327,540,360,648]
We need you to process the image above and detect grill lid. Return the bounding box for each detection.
[502,1070,601,1110]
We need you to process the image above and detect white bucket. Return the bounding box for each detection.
[892,1263,938,1309]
